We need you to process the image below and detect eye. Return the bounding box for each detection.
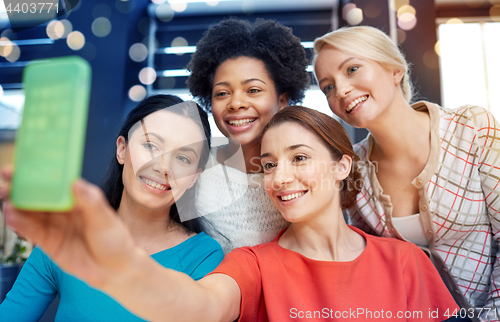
[176,155,192,165]
[262,161,276,172]
[142,142,159,152]
[322,84,334,95]
[292,154,308,163]
[214,91,228,98]
[248,88,261,94]
[347,65,359,74]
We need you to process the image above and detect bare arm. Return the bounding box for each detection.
[0,167,240,322]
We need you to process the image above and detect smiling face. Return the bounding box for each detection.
[211,56,288,147]
[117,109,205,212]
[314,45,404,129]
[260,122,351,224]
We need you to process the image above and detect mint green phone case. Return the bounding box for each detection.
[11,56,91,211]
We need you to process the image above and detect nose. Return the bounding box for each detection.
[152,154,170,178]
[271,162,294,190]
[335,80,352,99]
[228,90,250,110]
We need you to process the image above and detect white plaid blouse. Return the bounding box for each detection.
[349,101,500,321]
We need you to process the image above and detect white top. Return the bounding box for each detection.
[392,214,429,247]
[196,146,289,254]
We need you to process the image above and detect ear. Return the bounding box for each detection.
[186,168,203,190]
[116,136,127,165]
[393,69,404,86]
[277,93,289,111]
[336,154,352,181]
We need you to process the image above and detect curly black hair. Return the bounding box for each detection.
[187,18,310,111]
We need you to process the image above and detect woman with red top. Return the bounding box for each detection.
[1,107,459,321]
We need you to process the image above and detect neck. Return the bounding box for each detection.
[367,98,430,160]
[117,192,183,253]
[241,141,263,173]
[279,197,365,261]
[219,140,262,173]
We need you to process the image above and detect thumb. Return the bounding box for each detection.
[72,179,118,230]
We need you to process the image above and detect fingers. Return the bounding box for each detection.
[72,179,119,230]
[1,165,13,183]
[3,201,46,245]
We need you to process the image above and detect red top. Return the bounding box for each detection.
[210,226,459,322]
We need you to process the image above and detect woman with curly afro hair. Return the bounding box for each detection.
[188,18,311,253]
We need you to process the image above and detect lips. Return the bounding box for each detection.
[277,191,307,202]
[345,95,368,113]
[227,118,257,127]
[140,176,171,191]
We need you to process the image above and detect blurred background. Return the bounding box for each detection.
[1,0,499,184]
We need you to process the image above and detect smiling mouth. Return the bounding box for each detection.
[279,191,306,201]
[346,95,368,113]
[140,176,171,191]
[227,118,257,126]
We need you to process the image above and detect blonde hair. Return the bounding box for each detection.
[313,26,413,103]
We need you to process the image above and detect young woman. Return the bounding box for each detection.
[1,107,460,322]
[0,95,223,321]
[313,26,500,319]
[187,18,310,253]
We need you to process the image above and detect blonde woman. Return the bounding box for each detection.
[313,25,500,320]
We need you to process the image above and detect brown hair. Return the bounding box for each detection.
[262,106,361,209]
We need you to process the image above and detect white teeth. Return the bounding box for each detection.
[142,178,167,190]
[280,192,305,201]
[346,96,367,113]
[228,118,255,126]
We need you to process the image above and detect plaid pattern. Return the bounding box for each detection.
[349,101,500,321]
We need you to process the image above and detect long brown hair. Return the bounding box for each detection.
[262,106,361,209]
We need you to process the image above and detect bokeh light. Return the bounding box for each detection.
[342,3,356,20]
[0,37,13,57]
[398,13,417,30]
[490,5,500,22]
[46,20,59,39]
[446,18,464,24]
[397,5,416,18]
[346,8,363,25]
[139,67,157,85]
[92,3,112,18]
[129,85,147,102]
[129,43,148,62]
[434,41,441,56]
[156,4,174,22]
[81,42,97,61]
[92,17,112,37]
[1,29,16,40]
[389,0,409,11]
[142,36,159,50]
[67,31,85,50]
[151,0,167,4]
[364,1,382,19]
[170,1,187,12]
[137,17,150,36]
[206,1,219,6]
[115,0,135,14]
[423,50,439,69]
[0,85,3,100]
[158,77,176,89]
[6,43,20,62]
[171,36,188,56]
[59,19,73,38]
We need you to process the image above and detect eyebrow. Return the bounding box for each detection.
[213,78,267,87]
[317,57,357,85]
[260,144,313,159]
[142,132,164,143]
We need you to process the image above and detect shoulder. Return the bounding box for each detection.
[435,102,497,131]
[178,232,224,256]
[353,135,370,160]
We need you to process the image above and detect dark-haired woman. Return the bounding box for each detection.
[187,18,311,253]
[1,107,459,321]
[0,95,223,321]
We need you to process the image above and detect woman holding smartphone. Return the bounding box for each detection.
[0,95,223,321]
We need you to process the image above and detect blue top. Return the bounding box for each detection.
[0,232,223,322]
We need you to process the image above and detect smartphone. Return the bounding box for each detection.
[10,56,91,211]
